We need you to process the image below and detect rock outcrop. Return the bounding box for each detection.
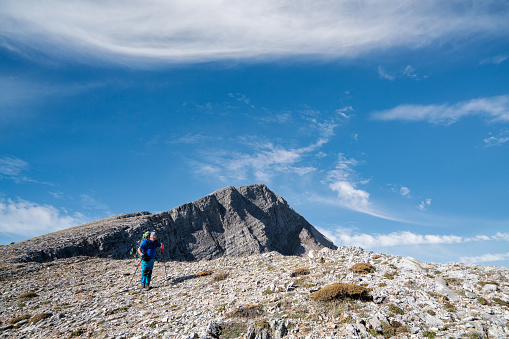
[0,184,336,263]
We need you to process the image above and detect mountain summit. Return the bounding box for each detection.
[1,184,336,262]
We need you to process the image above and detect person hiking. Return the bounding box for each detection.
[137,231,164,289]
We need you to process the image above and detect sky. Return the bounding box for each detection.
[0,0,508,266]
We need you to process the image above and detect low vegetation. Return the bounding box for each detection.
[29,312,52,324]
[8,314,31,324]
[350,263,375,274]
[291,268,310,277]
[226,304,263,318]
[310,283,370,302]
[196,271,212,277]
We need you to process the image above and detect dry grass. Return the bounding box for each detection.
[8,314,31,324]
[226,304,263,318]
[372,254,382,259]
[350,263,375,274]
[212,272,228,281]
[310,283,370,302]
[18,292,38,300]
[196,271,212,277]
[291,268,310,277]
[29,313,52,324]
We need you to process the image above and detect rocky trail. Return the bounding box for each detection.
[1,247,508,339]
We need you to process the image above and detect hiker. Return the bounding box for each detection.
[137,231,164,289]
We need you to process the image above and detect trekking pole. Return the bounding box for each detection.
[162,246,168,286]
[127,257,143,290]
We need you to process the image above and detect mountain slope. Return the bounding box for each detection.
[0,184,336,263]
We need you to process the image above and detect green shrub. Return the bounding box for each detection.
[221,322,247,339]
[422,331,436,338]
[444,303,456,312]
[478,297,489,306]
[69,328,87,337]
[310,283,370,302]
[350,263,375,274]
[389,304,404,315]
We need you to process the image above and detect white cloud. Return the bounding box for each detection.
[400,187,410,196]
[80,194,110,211]
[195,141,314,183]
[371,95,509,124]
[0,155,28,177]
[329,181,370,211]
[0,198,86,237]
[1,1,508,64]
[483,130,509,146]
[480,55,508,65]
[322,227,506,249]
[418,199,431,211]
[460,252,509,264]
[378,66,395,81]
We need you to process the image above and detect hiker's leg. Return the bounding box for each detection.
[146,259,155,285]
[141,260,149,286]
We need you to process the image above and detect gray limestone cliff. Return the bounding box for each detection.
[0,184,336,263]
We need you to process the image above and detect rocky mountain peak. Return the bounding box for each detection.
[0,184,336,263]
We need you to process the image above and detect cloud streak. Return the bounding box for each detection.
[1,1,508,64]
[371,95,509,124]
[460,252,509,264]
[322,228,509,249]
[0,198,86,237]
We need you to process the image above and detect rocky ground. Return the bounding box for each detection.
[1,247,508,339]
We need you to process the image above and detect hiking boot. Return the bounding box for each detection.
[146,285,152,290]
[140,284,145,289]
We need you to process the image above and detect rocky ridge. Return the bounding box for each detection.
[1,247,508,338]
[0,184,335,263]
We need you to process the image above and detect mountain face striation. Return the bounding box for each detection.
[1,184,336,263]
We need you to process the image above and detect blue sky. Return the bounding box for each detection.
[1,1,508,266]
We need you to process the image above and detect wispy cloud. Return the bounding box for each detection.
[321,227,509,249]
[80,193,109,212]
[0,198,86,237]
[371,95,509,124]
[195,141,315,183]
[460,252,509,264]
[483,130,509,147]
[378,66,395,81]
[418,199,432,211]
[480,55,508,65]
[0,155,28,177]
[1,1,508,64]
[378,65,428,81]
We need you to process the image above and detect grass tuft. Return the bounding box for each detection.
[350,263,375,274]
[291,268,310,277]
[310,283,370,302]
[212,272,228,281]
[196,271,212,277]
[30,312,52,324]
[8,314,31,324]
[18,292,38,300]
[226,304,263,318]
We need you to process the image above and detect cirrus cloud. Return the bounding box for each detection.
[371,95,509,124]
[1,1,508,64]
